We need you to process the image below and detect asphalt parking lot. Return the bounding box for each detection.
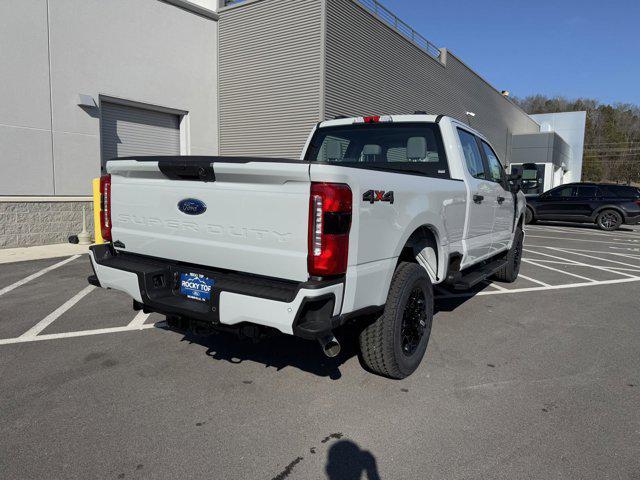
[1,223,639,479]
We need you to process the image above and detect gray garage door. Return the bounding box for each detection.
[101,101,181,163]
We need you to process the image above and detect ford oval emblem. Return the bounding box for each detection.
[178,198,207,215]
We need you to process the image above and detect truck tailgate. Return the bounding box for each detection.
[107,159,311,282]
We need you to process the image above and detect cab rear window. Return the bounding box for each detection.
[305,123,450,178]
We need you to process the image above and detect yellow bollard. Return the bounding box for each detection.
[92,178,104,244]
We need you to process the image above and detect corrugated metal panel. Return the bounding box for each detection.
[101,102,180,161]
[218,0,323,158]
[324,0,539,162]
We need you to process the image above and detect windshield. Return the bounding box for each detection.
[305,122,450,178]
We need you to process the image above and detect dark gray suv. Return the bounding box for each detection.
[525,183,640,230]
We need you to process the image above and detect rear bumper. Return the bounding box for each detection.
[88,244,345,338]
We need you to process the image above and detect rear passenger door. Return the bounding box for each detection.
[457,128,495,264]
[566,185,598,218]
[479,140,514,254]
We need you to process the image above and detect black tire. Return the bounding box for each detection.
[596,209,623,231]
[493,227,523,283]
[524,207,536,224]
[358,262,433,379]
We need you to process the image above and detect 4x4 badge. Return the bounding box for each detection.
[363,190,394,204]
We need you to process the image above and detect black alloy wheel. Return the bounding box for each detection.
[400,288,428,356]
[597,210,622,231]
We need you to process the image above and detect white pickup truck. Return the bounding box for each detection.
[89,114,525,379]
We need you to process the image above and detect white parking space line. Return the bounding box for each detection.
[528,259,578,266]
[527,227,606,238]
[435,277,640,299]
[544,247,634,270]
[516,274,551,287]
[554,247,640,260]
[127,311,151,329]
[548,247,640,271]
[19,285,96,339]
[527,226,576,235]
[3,223,640,348]
[0,322,164,346]
[485,281,508,291]
[525,235,640,246]
[524,248,640,280]
[521,258,596,282]
[531,249,640,260]
[525,259,640,272]
[527,225,640,238]
[599,266,640,273]
[0,255,80,297]
[526,227,640,241]
[604,247,640,259]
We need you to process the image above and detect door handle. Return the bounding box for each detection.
[497,196,505,204]
[473,194,484,204]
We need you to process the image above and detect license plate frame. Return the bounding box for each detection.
[179,272,215,303]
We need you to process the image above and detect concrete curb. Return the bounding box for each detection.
[0,243,91,264]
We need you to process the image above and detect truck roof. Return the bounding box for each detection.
[318,114,443,128]
[317,114,491,144]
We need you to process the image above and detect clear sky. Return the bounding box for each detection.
[387,0,640,105]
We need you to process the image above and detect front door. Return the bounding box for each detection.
[457,128,494,264]
[536,185,575,218]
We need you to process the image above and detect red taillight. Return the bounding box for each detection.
[308,183,352,277]
[363,115,380,123]
[99,174,112,242]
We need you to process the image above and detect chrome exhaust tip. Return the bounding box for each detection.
[319,334,341,358]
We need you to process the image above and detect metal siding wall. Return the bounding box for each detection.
[1,0,218,196]
[218,0,323,158]
[324,0,539,163]
[0,0,55,195]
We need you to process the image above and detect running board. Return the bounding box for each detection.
[451,258,507,290]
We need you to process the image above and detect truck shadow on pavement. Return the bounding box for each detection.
[434,284,486,313]
[171,327,358,379]
[166,287,480,379]
[434,293,481,313]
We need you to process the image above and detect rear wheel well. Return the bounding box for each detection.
[594,206,625,221]
[398,226,439,281]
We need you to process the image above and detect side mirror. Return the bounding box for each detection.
[507,173,522,193]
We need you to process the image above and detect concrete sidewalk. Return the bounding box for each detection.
[0,243,91,264]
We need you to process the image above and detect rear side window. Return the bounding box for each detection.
[306,122,449,178]
[576,186,597,197]
[457,129,485,179]
[598,185,640,198]
[548,186,574,197]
